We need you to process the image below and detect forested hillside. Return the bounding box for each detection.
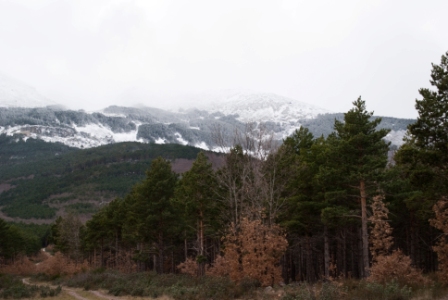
[0,137,220,220]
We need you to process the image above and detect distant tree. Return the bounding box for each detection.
[54,213,84,265]
[0,219,26,263]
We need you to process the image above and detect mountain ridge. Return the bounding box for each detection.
[0,75,414,149]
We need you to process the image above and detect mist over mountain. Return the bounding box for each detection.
[0,74,414,150]
[0,73,58,108]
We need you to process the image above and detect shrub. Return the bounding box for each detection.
[0,274,61,299]
[208,218,288,287]
[0,256,36,276]
[177,257,198,276]
[206,255,228,277]
[363,281,412,300]
[319,282,341,300]
[36,252,89,276]
[369,249,428,286]
[281,283,314,300]
[59,270,243,300]
[430,199,448,283]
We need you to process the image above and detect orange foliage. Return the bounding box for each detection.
[430,198,448,282]
[208,218,288,286]
[369,195,394,262]
[369,250,427,286]
[177,257,199,276]
[36,252,89,276]
[0,256,36,276]
[367,194,427,285]
[206,255,228,277]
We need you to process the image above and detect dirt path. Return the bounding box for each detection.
[21,249,134,300]
[22,277,129,300]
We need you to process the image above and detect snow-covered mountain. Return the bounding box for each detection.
[0,76,413,150]
[0,73,57,108]
[198,92,330,123]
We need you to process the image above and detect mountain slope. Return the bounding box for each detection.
[198,92,330,123]
[0,79,414,149]
[0,136,223,222]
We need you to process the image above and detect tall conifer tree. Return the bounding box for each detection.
[329,97,390,277]
[396,51,448,199]
[174,152,220,276]
[125,157,178,273]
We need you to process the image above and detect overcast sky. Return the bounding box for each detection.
[1,0,447,118]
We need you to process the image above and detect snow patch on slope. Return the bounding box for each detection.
[198,92,330,124]
[385,130,406,146]
[0,122,141,148]
[194,142,209,151]
[175,132,189,145]
[155,137,166,144]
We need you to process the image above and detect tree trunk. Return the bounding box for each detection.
[342,229,347,277]
[360,179,370,277]
[306,236,313,282]
[115,232,119,269]
[358,227,363,277]
[101,239,104,268]
[158,233,164,274]
[198,213,205,276]
[184,232,188,261]
[324,226,330,279]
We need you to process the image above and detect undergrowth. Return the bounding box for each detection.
[0,273,61,299]
[54,269,256,300]
[281,279,448,300]
[27,269,448,300]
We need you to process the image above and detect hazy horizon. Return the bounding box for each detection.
[1,0,448,118]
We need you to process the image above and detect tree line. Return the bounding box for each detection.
[2,51,448,285]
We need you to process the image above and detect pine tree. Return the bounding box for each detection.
[396,51,448,199]
[389,52,448,272]
[329,97,390,277]
[409,51,448,156]
[124,157,178,273]
[0,219,26,262]
[55,213,84,265]
[174,152,220,276]
[277,128,335,281]
[277,128,321,237]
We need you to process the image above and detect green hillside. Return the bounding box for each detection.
[0,135,203,220]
